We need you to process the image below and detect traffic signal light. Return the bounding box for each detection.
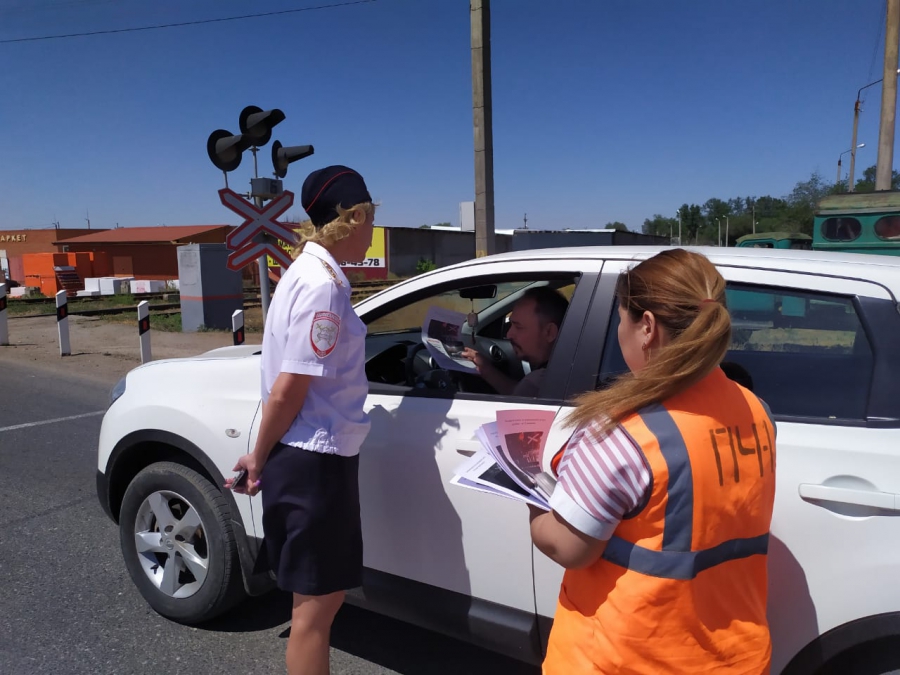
[272,141,315,178]
[206,129,250,172]
[239,105,285,147]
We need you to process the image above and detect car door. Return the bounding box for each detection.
[713,264,900,673]
[533,255,900,672]
[355,258,603,636]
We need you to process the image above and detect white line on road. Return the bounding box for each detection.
[0,410,105,433]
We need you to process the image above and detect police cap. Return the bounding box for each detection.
[301,165,372,228]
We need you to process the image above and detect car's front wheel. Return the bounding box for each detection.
[119,462,245,623]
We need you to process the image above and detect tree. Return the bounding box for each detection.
[604,221,629,231]
[784,171,834,235]
[853,165,900,192]
[642,214,677,238]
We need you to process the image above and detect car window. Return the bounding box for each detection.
[364,275,579,398]
[598,284,874,421]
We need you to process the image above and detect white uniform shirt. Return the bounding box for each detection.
[260,241,371,457]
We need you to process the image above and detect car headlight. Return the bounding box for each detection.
[110,377,127,406]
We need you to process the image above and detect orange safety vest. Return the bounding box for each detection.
[544,368,776,675]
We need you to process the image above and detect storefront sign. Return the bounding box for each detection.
[0,234,27,243]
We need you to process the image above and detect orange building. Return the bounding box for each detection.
[0,228,100,284]
[57,225,233,280]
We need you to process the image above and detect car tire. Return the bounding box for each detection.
[816,637,900,675]
[119,461,245,624]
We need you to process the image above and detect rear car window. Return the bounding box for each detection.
[598,284,874,421]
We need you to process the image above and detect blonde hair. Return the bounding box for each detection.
[291,201,376,259]
[567,249,731,432]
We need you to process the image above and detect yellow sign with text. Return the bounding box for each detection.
[268,226,386,269]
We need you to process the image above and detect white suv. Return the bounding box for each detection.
[97,246,900,674]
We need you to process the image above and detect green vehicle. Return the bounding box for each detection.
[735,232,812,249]
[812,191,900,256]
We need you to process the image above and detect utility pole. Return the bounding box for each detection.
[677,209,682,245]
[752,203,755,234]
[850,97,862,192]
[877,0,900,190]
[471,0,495,257]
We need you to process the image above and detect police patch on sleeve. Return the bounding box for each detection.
[311,311,341,358]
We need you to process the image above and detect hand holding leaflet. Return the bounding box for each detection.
[451,409,560,509]
[421,306,477,373]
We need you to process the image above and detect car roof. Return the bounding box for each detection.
[441,245,900,294]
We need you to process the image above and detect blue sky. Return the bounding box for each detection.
[0,0,895,232]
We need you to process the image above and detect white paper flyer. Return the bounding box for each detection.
[421,306,476,373]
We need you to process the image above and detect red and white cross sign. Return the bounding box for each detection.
[219,188,297,271]
[228,239,293,270]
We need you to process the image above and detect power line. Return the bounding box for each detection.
[863,0,888,103]
[0,0,376,44]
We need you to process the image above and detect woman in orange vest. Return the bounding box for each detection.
[530,249,776,674]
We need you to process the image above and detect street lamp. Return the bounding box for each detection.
[838,143,866,190]
[849,69,900,192]
[716,217,721,247]
[676,209,682,246]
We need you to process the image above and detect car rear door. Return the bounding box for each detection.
[532,256,900,672]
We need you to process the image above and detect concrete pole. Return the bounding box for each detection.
[0,283,8,346]
[56,290,70,357]
[471,0,496,257]
[677,210,682,245]
[849,100,861,192]
[725,216,729,247]
[876,0,900,191]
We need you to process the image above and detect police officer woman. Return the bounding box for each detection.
[530,249,776,674]
[228,165,374,675]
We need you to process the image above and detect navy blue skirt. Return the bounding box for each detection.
[260,443,362,596]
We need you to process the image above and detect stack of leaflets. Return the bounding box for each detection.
[451,409,558,510]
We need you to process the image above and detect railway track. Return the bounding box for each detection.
[7,278,402,319]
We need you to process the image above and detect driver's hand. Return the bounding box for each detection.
[461,347,485,373]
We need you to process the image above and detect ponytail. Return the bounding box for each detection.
[566,249,732,432]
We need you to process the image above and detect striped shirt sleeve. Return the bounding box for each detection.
[549,420,651,541]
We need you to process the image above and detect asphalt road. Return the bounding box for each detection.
[0,361,540,675]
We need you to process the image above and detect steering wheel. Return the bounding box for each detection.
[404,343,431,387]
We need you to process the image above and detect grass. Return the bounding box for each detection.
[6,293,180,317]
[98,305,265,333]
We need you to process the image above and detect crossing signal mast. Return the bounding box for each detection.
[206,106,315,321]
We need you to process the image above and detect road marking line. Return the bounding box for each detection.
[0,410,105,433]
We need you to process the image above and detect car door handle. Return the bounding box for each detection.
[456,440,483,456]
[798,483,900,511]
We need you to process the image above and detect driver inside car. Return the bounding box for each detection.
[462,287,569,397]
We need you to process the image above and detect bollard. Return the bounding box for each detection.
[56,290,70,356]
[232,309,245,346]
[0,283,8,346]
[138,300,151,363]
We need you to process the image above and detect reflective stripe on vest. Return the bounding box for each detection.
[600,402,768,578]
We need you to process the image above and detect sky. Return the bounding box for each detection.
[0,0,896,233]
